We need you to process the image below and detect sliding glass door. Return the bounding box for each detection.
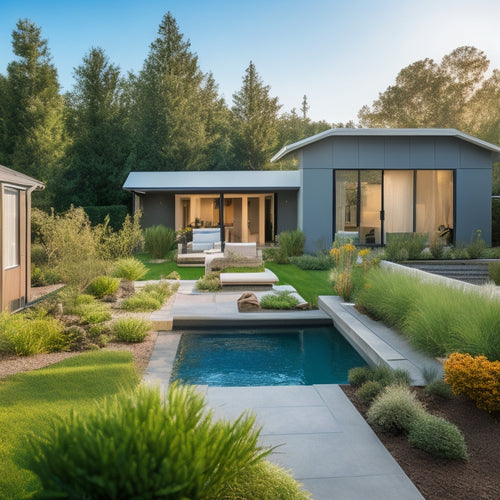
[335,169,454,245]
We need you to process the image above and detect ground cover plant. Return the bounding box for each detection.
[0,351,139,499]
[196,272,222,291]
[356,267,500,361]
[260,291,299,310]
[121,281,175,312]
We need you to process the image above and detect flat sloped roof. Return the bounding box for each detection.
[0,165,45,190]
[123,170,300,192]
[271,128,500,162]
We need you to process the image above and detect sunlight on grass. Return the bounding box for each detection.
[135,253,204,280]
[265,263,333,306]
[0,351,139,499]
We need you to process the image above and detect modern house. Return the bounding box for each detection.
[123,129,500,253]
[0,165,44,312]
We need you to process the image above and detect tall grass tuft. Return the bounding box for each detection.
[144,225,177,259]
[277,230,306,258]
[24,383,270,499]
[112,257,147,281]
[356,268,500,361]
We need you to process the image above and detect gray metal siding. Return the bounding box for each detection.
[276,190,298,234]
[299,169,333,253]
[455,168,492,245]
[140,193,175,228]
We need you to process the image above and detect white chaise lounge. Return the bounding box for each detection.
[219,268,279,287]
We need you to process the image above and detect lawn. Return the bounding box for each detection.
[0,351,139,499]
[264,262,333,306]
[135,253,204,280]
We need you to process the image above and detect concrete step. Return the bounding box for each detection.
[403,260,492,285]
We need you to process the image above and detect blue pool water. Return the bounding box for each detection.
[170,326,367,386]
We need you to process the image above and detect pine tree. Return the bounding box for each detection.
[131,12,229,171]
[3,19,67,208]
[231,61,281,170]
[63,47,130,208]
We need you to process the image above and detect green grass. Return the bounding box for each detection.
[135,253,204,280]
[265,263,332,307]
[0,351,139,499]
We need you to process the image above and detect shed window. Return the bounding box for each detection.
[3,188,20,268]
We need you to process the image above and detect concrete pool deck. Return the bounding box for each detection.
[143,284,435,499]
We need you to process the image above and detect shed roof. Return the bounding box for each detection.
[0,165,45,190]
[271,128,500,162]
[123,170,300,192]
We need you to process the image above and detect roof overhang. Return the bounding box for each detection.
[123,170,301,192]
[0,165,45,190]
[271,128,500,162]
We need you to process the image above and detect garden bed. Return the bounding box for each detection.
[342,385,500,500]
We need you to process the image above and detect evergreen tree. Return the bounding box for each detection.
[131,12,229,171]
[63,47,130,209]
[231,61,281,170]
[3,19,67,208]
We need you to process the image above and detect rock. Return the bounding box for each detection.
[237,292,261,312]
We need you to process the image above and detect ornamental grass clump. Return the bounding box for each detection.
[112,257,147,281]
[0,310,68,356]
[122,281,174,312]
[113,318,152,343]
[86,275,120,299]
[260,291,300,310]
[196,272,222,291]
[366,385,426,435]
[357,380,383,404]
[408,413,468,460]
[144,225,177,259]
[24,383,270,499]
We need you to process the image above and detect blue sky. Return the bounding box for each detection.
[1,0,500,123]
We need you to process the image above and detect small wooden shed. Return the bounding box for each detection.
[0,165,44,312]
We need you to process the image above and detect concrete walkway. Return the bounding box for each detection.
[144,285,425,500]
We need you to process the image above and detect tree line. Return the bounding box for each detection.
[0,13,499,213]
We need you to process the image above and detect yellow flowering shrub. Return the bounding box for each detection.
[444,353,500,414]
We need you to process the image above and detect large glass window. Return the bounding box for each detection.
[384,171,414,236]
[335,171,358,236]
[360,171,382,244]
[3,188,20,268]
[416,170,453,237]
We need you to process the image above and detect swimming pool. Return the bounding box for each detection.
[170,326,367,386]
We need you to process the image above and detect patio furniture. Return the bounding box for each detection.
[220,268,279,287]
[224,242,260,259]
[186,228,222,252]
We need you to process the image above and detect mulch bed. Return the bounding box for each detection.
[341,385,500,500]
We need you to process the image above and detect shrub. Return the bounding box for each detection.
[384,233,427,262]
[429,234,445,259]
[489,261,500,285]
[277,230,306,258]
[31,206,110,289]
[196,272,222,291]
[357,380,383,404]
[112,257,147,281]
[24,384,270,499]
[466,229,487,259]
[86,275,120,299]
[0,311,68,356]
[260,291,299,310]
[348,366,373,388]
[444,353,500,414]
[221,460,310,499]
[75,302,112,324]
[366,385,425,435]
[98,211,145,260]
[31,243,48,266]
[290,254,334,270]
[144,225,177,259]
[142,281,173,303]
[408,413,468,460]
[262,247,287,263]
[113,318,152,343]
[165,271,181,280]
[424,380,455,399]
[121,294,162,312]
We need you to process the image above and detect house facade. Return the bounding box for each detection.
[0,165,44,312]
[123,129,500,253]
